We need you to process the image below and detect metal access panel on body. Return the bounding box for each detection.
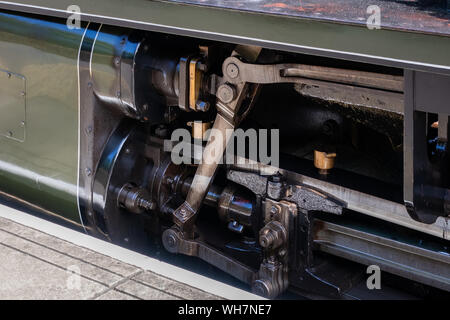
[0,69,26,142]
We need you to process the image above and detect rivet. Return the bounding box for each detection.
[85,168,92,176]
[226,63,239,79]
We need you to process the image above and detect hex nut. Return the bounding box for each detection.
[259,221,286,249]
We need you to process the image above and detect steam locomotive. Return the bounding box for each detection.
[0,0,449,298]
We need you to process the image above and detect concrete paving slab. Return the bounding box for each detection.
[0,219,226,299]
[0,229,124,286]
[115,279,180,300]
[0,218,139,277]
[0,243,107,299]
[0,203,263,300]
[133,271,220,300]
[95,289,138,300]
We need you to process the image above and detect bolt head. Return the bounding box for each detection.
[269,173,283,183]
[252,279,272,298]
[195,101,210,112]
[260,236,269,248]
[270,206,278,215]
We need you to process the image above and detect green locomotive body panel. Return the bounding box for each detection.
[0,12,82,223]
[0,12,142,225]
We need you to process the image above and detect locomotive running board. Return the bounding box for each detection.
[0,0,450,75]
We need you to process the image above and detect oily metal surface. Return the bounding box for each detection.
[314,218,450,292]
[0,0,450,74]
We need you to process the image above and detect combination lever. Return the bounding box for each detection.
[171,45,262,236]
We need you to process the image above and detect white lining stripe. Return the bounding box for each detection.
[89,24,102,78]
[76,22,90,233]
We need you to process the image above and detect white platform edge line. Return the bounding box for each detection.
[0,204,264,300]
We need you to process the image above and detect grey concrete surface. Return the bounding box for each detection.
[0,216,221,300]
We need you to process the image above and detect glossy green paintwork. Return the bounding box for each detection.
[0,0,449,74]
[90,25,131,105]
[0,12,83,223]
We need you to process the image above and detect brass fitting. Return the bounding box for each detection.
[314,150,337,175]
